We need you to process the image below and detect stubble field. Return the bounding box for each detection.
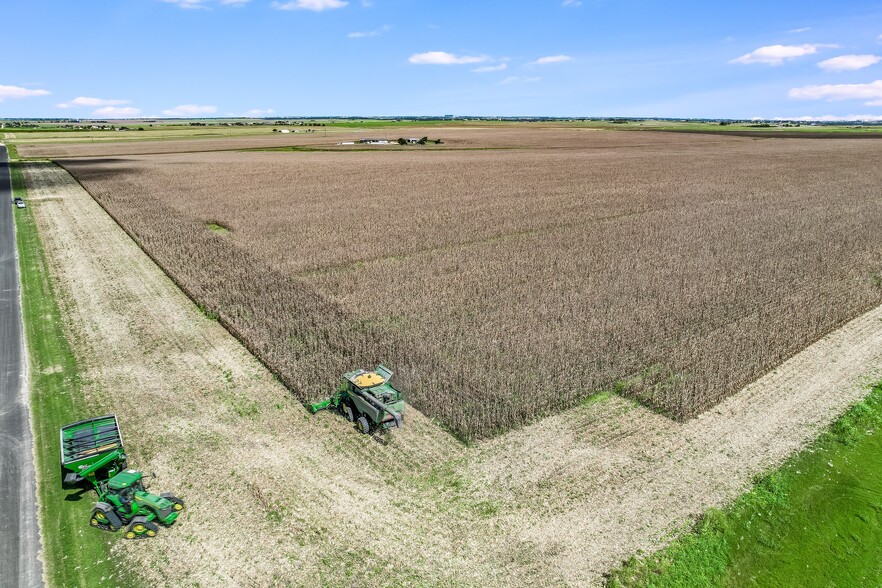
[55,129,882,439]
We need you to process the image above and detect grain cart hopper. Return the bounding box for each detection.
[60,415,184,539]
[308,365,405,434]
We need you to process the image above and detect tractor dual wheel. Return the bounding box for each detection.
[124,516,159,539]
[90,503,122,532]
[357,416,371,435]
[342,404,355,423]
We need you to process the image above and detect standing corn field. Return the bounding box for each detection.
[59,129,882,439]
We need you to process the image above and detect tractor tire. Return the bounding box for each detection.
[125,516,159,540]
[146,520,159,537]
[357,416,371,435]
[343,404,355,423]
[90,503,122,532]
[160,493,185,515]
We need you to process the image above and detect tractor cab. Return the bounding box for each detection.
[108,469,145,496]
[106,470,144,514]
[104,468,183,526]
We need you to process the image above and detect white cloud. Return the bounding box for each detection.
[0,85,51,101]
[781,114,882,121]
[788,27,811,33]
[93,106,142,117]
[220,0,250,4]
[244,108,274,116]
[817,54,881,72]
[409,51,489,65]
[348,24,391,38]
[789,80,882,105]
[562,0,582,6]
[472,63,508,73]
[501,76,541,85]
[57,96,130,109]
[271,0,347,11]
[161,104,218,116]
[528,55,572,65]
[730,43,837,65]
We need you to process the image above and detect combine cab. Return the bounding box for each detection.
[308,365,405,434]
[60,415,184,539]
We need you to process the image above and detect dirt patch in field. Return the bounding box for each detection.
[23,159,882,587]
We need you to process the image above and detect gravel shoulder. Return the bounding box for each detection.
[23,159,882,586]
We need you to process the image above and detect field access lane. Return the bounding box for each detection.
[0,145,43,588]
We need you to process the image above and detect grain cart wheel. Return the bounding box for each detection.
[160,493,185,513]
[125,516,158,540]
[90,503,122,532]
[343,404,355,422]
[357,416,371,435]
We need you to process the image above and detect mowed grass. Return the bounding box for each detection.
[609,381,882,587]
[11,161,137,588]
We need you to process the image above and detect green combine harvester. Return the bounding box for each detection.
[309,365,405,434]
[60,415,184,539]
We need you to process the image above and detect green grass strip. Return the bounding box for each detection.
[12,161,138,588]
[609,381,882,587]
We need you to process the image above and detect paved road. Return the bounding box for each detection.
[0,145,43,588]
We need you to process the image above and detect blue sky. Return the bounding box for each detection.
[2,0,882,119]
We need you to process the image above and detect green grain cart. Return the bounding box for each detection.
[308,365,405,434]
[60,415,184,539]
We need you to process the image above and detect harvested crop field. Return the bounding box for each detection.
[13,126,477,158]
[16,132,340,158]
[59,130,882,439]
[22,158,882,587]
[20,125,713,158]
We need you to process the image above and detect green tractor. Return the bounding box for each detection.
[308,365,405,434]
[60,415,184,539]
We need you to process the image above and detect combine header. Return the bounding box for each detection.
[309,365,405,434]
[60,415,184,539]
